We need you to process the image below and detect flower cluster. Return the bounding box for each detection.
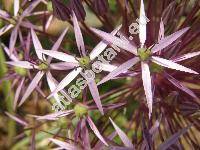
[0,0,199,149]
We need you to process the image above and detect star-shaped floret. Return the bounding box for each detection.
[6,28,70,106]
[0,0,47,53]
[39,12,121,115]
[90,0,199,118]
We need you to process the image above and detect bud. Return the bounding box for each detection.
[14,66,27,76]
[74,103,88,118]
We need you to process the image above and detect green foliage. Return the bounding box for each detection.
[0,44,16,146]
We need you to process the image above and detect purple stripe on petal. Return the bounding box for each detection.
[139,0,147,46]
[9,26,19,54]
[49,138,77,149]
[89,25,122,60]
[5,112,28,126]
[0,9,10,19]
[98,57,139,85]
[141,117,161,149]
[1,43,18,61]
[47,67,82,99]
[45,15,53,31]
[31,110,74,120]
[27,11,49,17]
[25,31,31,59]
[99,63,118,72]
[109,117,134,148]
[39,50,78,63]
[19,71,44,106]
[141,62,153,118]
[0,24,14,36]
[152,27,190,53]
[22,0,42,17]
[51,28,68,52]
[90,27,138,55]
[158,18,164,41]
[31,29,46,61]
[46,71,63,106]
[94,132,117,149]
[165,73,198,99]
[149,119,161,135]
[80,119,91,149]
[21,21,41,31]
[72,11,86,56]
[172,51,200,62]
[47,28,68,63]
[87,78,104,115]
[14,77,25,110]
[6,61,38,69]
[152,56,198,74]
[87,116,108,146]
[50,62,79,70]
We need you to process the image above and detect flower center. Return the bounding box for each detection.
[74,103,88,118]
[38,62,49,71]
[9,18,17,25]
[138,48,151,61]
[150,62,163,73]
[78,56,91,69]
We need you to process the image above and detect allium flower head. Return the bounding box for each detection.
[5,28,71,107]
[91,0,199,117]
[39,12,120,115]
[0,0,199,149]
[0,0,45,53]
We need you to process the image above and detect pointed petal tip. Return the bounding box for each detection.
[89,25,122,60]
[152,56,199,74]
[5,112,28,126]
[72,10,86,56]
[152,27,190,53]
[87,116,108,146]
[109,117,133,148]
[86,78,104,115]
[173,51,200,62]
[97,57,140,85]
[139,0,147,45]
[18,71,44,106]
[47,68,82,99]
[91,27,137,55]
